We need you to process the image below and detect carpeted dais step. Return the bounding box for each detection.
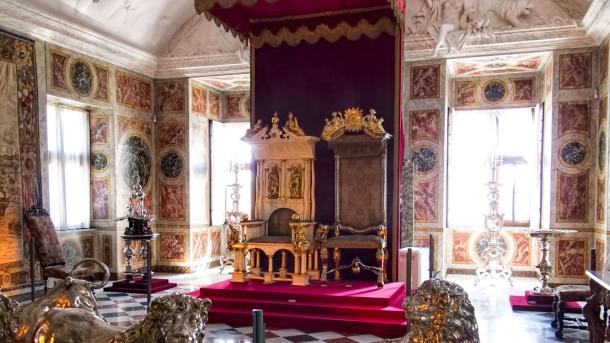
[188,280,407,338]
[509,294,581,313]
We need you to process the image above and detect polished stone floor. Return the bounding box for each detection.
[89,269,592,342]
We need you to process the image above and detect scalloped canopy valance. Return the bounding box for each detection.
[194,0,405,45]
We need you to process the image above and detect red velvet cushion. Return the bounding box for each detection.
[24,215,66,267]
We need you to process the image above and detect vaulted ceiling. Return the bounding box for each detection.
[23,0,200,54]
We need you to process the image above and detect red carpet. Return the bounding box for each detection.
[104,277,177,294]
[188,280,407,338]
[509,291,581,313]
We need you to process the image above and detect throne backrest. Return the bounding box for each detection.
[23,207,66,268]
[268,208,296,236]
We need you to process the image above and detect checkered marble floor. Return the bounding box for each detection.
[91,269,591,343]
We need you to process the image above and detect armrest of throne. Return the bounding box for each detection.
[334,223,387,241]
[240,220,266,242]
[288,214,316,253]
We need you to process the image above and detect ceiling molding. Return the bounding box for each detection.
[405,27,596,61]
[156,53,249,79]
[583,0,610,44]
[0,0,158,76]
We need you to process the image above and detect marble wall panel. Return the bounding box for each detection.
[555,238,587,278]
[210,228,221,257]
[116,71,152,112]
[192,231,208,261]
[93,64,109,101]
[409,109,439,143]
[159,183,186,220]
[410,64,440,99]
[158,123,186,148]
[224,92,250,121]
[559,52,592,90]
[80,236,94,258]
[414,178,437,222]
[91,178,110,220]
[191,85,207,116]
[209,91,220,119]
[556,172,589,222]
[90,116,109,145]
[159,233,186,262]
[511,78,534,103]
[597,177,605,223]
[50,50,68,90]
[558,101,590,137]
[511,232,530,266]
[596,239,605,271]
[452,232,471,264]
[455,81,476,106]
[158,81,185,114]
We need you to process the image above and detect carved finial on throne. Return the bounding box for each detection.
[284,112,305,136]
[321,107,387,141]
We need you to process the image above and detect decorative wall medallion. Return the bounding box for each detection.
[70,60,94,96]
[120,136,151,187]
[90,151,109,171]
[482,80,507,104]
[160,152,183,179]
[560,141,587,165]
[61,240,81,267]
[475,233,507,262]
[412,147,437,174]
[597,131,606,171]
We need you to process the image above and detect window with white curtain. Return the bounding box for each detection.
[448,108,538,229]
[47,103,91,230]
[210,122,252,226]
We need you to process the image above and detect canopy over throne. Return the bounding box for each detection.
[232,113,320,286]
[320,108,391,287]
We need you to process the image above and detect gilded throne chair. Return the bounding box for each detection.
[319,108,391,287]
[231,113,320,286]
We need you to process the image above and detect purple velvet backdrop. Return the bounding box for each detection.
[254,33,397,275]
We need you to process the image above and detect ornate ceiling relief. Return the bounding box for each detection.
[404,0,589,57]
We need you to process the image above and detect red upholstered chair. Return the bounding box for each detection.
[23,207,92,298]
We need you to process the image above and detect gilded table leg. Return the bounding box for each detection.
[321,248,328,284]
[264,254,274,284]
[584,281,606,343]
[280,251,287,278]
[376,248,385,288]
[333,248,341,281]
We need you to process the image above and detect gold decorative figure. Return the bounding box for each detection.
[321,107,386,141]
[284,112,306,136]
[267,165,280,199]
[289,167,303,199]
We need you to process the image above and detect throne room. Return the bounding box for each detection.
[0,0,609,342]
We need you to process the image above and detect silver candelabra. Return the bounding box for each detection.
[475,154,512,286]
